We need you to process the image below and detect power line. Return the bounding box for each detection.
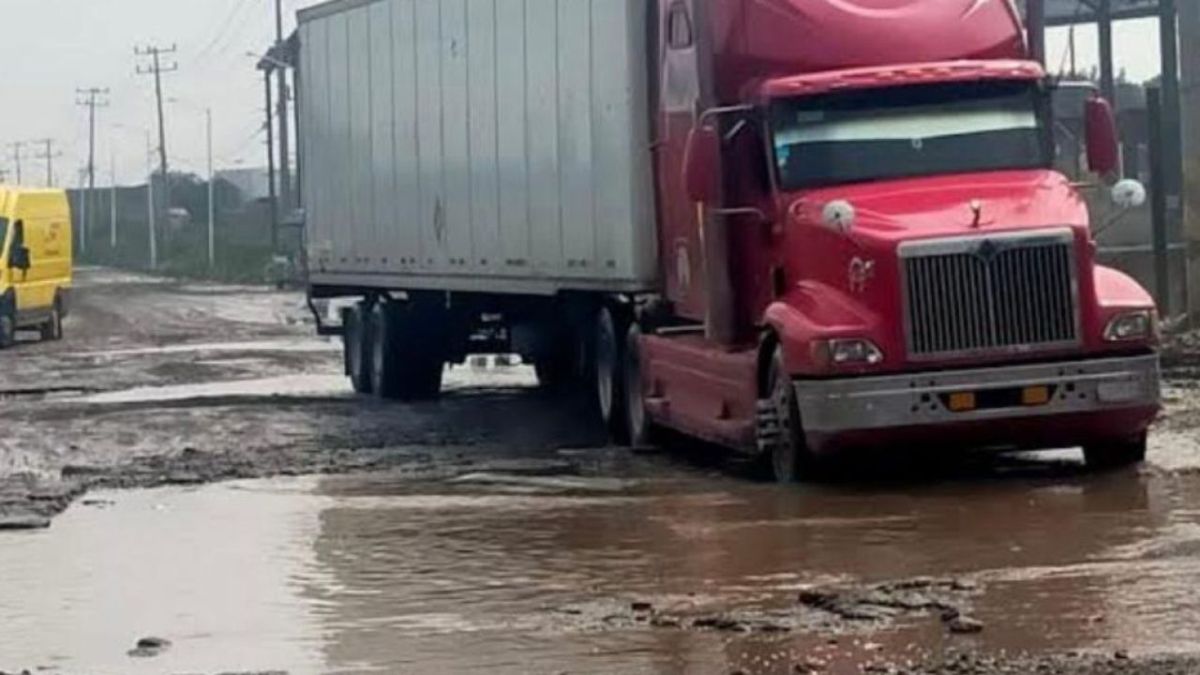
[193,0,257,66]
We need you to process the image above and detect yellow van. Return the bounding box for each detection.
[0,187,72,348]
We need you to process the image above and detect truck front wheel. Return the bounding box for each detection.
[1084,434,1148,471]
[760,346,810,484]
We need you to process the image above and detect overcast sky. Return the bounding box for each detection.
[0,2,1164,189]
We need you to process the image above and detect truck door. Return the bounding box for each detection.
[653,0,708,322]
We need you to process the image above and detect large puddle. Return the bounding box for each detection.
[3,465,1200,674]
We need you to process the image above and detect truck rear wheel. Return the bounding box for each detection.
[344,303,373,395]
[1084,434,1148,471]
[624,323,657,448]
[595,306,630,445]
[369,301,445,401]
[760,346,810,484]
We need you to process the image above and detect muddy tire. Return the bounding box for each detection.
[760,346,810,484]
[369,301,444,401]
[595,305,630,445]
[344,303,373,395]
[0,311,14,349]
[40,302,63,342]
[624,323,657,448]
[1084,434,1147,471]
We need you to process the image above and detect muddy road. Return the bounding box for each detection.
[2,268,1200,675]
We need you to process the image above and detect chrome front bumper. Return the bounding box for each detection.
[794,354,1161,435]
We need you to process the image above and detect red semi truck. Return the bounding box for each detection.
[295,0,1161,481]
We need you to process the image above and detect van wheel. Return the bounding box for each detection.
[344,302,373,395]
[1084,434,1148,471]
[41,302,63,342]
[0,312,14,349]
[759,346,810,484]
[595,305,630,445]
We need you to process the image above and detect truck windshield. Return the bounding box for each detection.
[770,80,1051,190]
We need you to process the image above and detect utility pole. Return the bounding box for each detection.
[1182,0,1200,323]
[206,108,215,270]
[8,142,25,184]
[263,69,279,249]
[274,0,292,226]
[135,44,178,219]
[145,130,158,270]
[77,87,110,256]
[33,139,62,187]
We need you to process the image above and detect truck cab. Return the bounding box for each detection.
[630,0,1160,481]
[0,187,73,348]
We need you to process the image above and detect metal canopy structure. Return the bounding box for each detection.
[1028,0,1187,315]
[1045,0,1162,25]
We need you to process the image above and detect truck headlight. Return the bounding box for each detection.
[813,338,884,367]
[1104,310,1156,342]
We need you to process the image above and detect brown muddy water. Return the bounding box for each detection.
[3,462,1200,675]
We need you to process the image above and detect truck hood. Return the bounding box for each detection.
[785,170,1090,242]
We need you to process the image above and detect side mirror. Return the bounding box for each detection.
[1085,95,1120,177]
[10,245,30,271]
[1111,178,1147,210]
[683,126,720,205]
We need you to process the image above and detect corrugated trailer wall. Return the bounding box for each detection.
[299,0,658,296]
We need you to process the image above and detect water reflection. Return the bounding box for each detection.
[3,462,1200,674]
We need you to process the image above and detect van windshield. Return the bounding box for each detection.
[770,80,1052,190]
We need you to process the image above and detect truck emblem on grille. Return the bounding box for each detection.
[974,239,1001,263]
[849,257,875,294]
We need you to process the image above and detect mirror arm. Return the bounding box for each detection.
[1093,210,1133,238]
[696,104,755,129]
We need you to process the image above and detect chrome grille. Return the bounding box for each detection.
[902,231,1079,357]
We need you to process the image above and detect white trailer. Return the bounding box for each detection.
[295,0,659,416]
[297,0,658,296]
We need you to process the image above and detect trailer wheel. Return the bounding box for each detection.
[595,305,630,444]
[624,322,657,448]
[1084,433,1147,471]
[344,303,373,395]
[369,301,445,401]
[761,346,809,484]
